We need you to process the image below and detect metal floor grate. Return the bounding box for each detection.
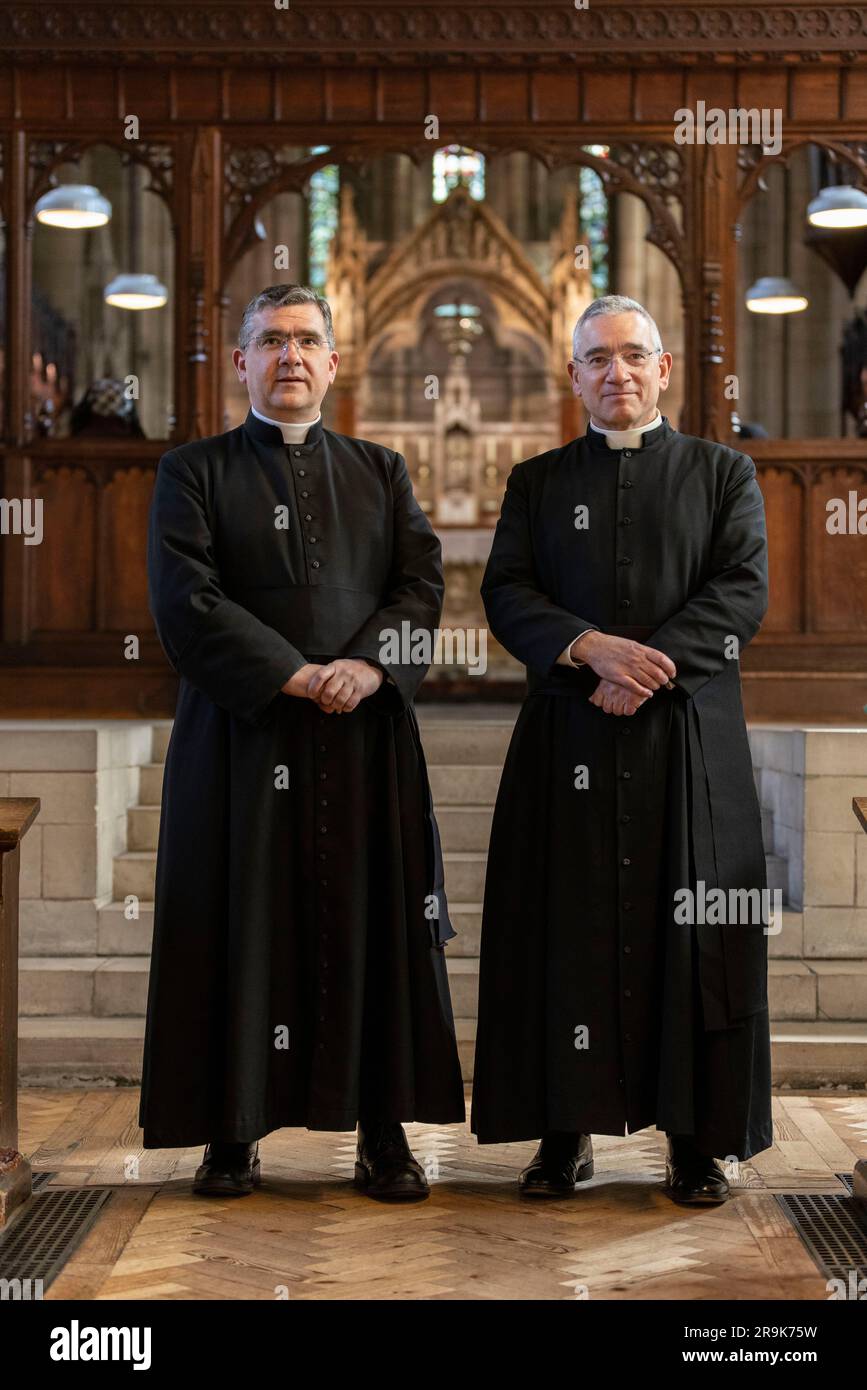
[775,1175,867,1284]
[0,1185,113,1294]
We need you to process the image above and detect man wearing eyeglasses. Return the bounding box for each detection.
[472,294,772,1206]
[140,284,465,1200]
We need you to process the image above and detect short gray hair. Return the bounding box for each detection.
[572,295,663,360]
[238,283,335,352]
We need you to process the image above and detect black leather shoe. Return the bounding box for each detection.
[663,1133,730,1205]
[518,1131,595,1196]
[193,1140,261,1197]
[354,1121,430,1202]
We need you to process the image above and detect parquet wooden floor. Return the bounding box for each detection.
[16,1089,866,1301]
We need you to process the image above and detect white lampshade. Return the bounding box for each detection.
[807,184,867,229]
[34,184,112,229]
[745,276,809,314]
[104,273,168,311]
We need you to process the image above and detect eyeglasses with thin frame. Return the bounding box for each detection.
[572,347,662,372]
[250,331,330,356]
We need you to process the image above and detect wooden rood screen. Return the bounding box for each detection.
[0,1,865,720]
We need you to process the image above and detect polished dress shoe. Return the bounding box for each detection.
[354,1120,430,1202]
[193,1140,261,1197]
[518,1131,595,1196]
[663,1133,730,1206]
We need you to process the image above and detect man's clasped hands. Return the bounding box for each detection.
[570,631,677,717]
[281,659,384,714]
[279,632,677,718]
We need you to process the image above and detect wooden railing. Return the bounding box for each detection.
[0,797,40,1225]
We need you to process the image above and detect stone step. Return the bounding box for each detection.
[151,724,173,763]
[21,954,867,1026]
[19,957,149,1017]
[125,795,788,865]
[765,852,788,896]
[113,851,157,902]
[128,799,499,854]
[138,760,506,809]
[17,1015,867,1089]
[138,762,164,805]
[413,720,516,766]
[428,765,502,804]
[761,805,774,853]
[110,841,792,916]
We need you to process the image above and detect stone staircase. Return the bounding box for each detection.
[17,712,867,1088]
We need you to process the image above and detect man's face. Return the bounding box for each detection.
[567,311,672,430]
[232,303,339,421]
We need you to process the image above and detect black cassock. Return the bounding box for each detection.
[139,409,465,1148]
[471,415,774,1161]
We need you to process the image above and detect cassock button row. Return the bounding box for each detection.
[298,469,306,476]
[305,514,313,521]
[621,857,631,866]
[620,814,631,823]
[618,557,632,566]
[619,598,631,608]
[309,536,318,543]
[623,901,633,911]
[301,490,310,498]
[624,945,632,954]
[294,450,302,457]
[620,770,631,779]
[620,727,631,736]
[624,989,632,998]
[312,560,320,568]
[621,480,633,489]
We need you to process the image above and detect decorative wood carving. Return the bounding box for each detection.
[0,3,865,65]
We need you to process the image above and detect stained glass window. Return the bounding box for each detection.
[580,144,610,296]
[308,146,340,288]
[433,146,486,203]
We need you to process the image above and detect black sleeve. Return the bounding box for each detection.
[645,456,768,699]
[341,451,444,710]
[147,448,309,726]
[480,461,600,673]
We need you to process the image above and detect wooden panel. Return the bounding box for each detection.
[737,71,789,115]
[531,72,580,124]
[31,466,97,633]
[327,70,378,123]
[102,468,154,632]
[120,70,173,122]
[790,69,842,123]
[812,467,867,632]
[68,68,117,121]
[379,69,427,123]
[758,466,806,634]
[227,71,276,124]
[13,67,68,121]
[583,70,631,122]
[174,70,222,122]
[635,70,688,122]
[276,69,326,123]
[428,70,477,124]
[480,72,529,123]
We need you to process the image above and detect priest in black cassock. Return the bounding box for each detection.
[471,294,773,1204]
[139,284,465,1201]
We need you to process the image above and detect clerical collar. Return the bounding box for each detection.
[244,406,324,449]
[586,411,670,452]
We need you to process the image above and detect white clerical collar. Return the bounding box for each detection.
[251,404,322,444]
[588,409,662,450]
